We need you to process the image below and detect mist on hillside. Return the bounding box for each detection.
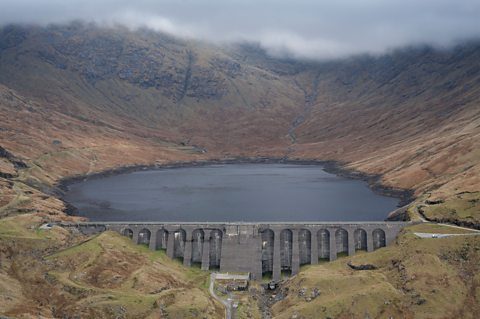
[1,0,480,60]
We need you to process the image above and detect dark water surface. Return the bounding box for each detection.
[64,164,400,222]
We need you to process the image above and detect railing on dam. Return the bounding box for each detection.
[61,221,409,281]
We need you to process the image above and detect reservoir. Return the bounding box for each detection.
[64,164,400,222]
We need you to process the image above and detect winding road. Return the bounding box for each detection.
[413,205,480,237]
[209,273,233,319]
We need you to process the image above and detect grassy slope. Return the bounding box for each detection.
[272,224,480,319]
[0,216,223,318]
[418,192,480,226]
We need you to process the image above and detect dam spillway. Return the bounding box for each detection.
[63,221,408,280]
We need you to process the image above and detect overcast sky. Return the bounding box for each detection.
[1,0,480,59]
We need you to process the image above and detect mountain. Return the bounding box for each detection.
[0,23,479,318]
[1,23,479,223]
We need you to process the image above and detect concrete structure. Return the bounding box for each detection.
[63,221,408,280]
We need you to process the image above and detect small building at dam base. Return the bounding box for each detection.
[63,222,408,281]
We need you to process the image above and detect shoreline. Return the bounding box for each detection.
[56,157,415,221]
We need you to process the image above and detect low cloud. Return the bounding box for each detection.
[1,0,479,59]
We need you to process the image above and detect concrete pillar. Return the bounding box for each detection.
[329,228,337,261]
[385,227,393,246]
[253,228,263,280]
[348,229,355,256]
[272,229,281,282]
[385,225,398,246]
[291,229,300,275]
[367,229,374,252]
[201,230,211,271]
[183,229,193,267]
[166,231,176,259]
[310,229,318,264]
[149,228,158,251]
[132,228,140,245]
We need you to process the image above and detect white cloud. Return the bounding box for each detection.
[106,11,198,39]
[253,31,356,60]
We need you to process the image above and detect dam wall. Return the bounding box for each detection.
[62,221,408,280]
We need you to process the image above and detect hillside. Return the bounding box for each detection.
[230,43,480,219]
[290,46,480,203]
[0,23,479,318]
[1,24,479,223]
[0,215,223,318]
[271,224,480,319]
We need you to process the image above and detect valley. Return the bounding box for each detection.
[0,23,479,318]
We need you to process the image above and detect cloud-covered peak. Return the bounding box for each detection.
[1,0,479,59]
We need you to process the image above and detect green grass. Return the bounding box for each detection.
[50,235,103,257]
[421,192,480,223]
[0,214,58,239]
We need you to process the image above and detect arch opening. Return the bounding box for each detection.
[173,229,186,261]
[209,229,222,269]
[354,228,367,251]
[299,229,311,265]
[335,228,348,257]
[280,229,293,274]
[317,229,330,261]
[138,228,151,246]
[261,229,274,277]
[155,229,168,250]
[373,229,386,249]
[122,228,133,239]
[192,229,204,265]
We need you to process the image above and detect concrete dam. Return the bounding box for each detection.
[64,221,408,280]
